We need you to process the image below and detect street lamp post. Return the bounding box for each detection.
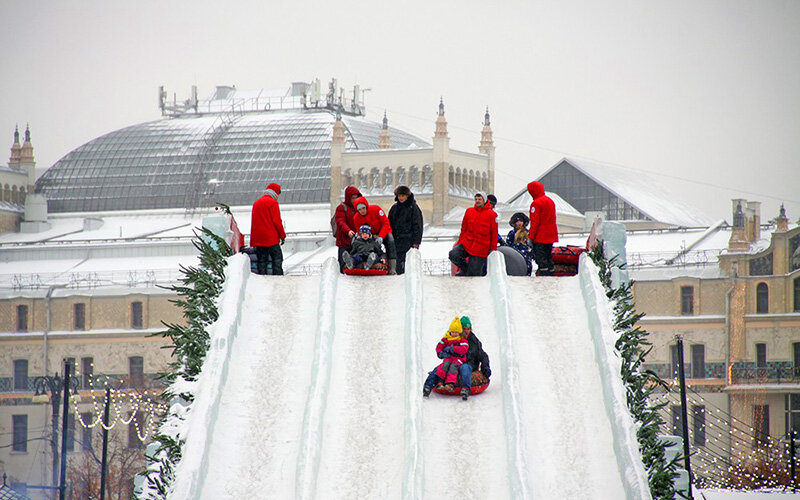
[32,361,79,498]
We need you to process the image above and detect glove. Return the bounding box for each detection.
[443,345,455,356]
[437,350,448,359]
[482,367,492,378]
[375,236,383,245]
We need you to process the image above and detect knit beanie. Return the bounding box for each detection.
[474,192,486,201]
[487,194,497,207]
[359,224,372,235]
[447,316,463,336]
[356,202,367,211]
[460,316,472,329]
[266,182,281,195]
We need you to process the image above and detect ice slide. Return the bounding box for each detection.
[168,251,650,499]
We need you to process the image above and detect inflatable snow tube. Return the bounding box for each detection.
[497,246,528,276]
[343,268,389,276]
[433,371,490,395]
[552,245,586,265]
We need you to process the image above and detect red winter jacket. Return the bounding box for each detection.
[334,186,362,247]
[250,188,286,247]
[436,336,469,365]
[527,181,559,244]
[352,196,392,238]
[457,203,498,258]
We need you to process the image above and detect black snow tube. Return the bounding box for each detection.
[497,246,528,276]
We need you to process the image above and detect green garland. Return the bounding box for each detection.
[137,224,233,498]
[588,242,681,499]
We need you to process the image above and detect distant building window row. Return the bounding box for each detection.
[9,355,145,392]
[13,300,147,332]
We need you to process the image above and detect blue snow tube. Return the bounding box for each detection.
[498,246,528,276]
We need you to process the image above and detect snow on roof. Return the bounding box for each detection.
[545,158,716,228]
[504,190,582,217]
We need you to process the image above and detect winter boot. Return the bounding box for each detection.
[388,259,397,275]
[422,386,431,398]
[365,252,378,269]
[461,387,469,400]
[342,252,355,270]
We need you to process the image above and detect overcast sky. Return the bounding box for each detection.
[1,0,798,222]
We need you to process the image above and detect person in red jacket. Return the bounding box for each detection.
[449,192,498,276]
[250,182,286,275]
[334,186,363,272]
[352,195,398,275]
[526,180,558,276]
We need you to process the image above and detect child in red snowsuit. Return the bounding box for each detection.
[434,317,470,391]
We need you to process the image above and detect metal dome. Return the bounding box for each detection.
[36,110,428,213]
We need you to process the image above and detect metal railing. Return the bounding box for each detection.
[730,366,800,384]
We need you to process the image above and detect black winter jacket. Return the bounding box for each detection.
[465,332,490,374]
[388,194,423,251]
[350,235,385,258]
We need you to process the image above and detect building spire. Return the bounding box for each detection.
[484,106,490,126]
[9,125,22,165]
[382,110,388,130]
[480,106,494,152]
[378,110,392,149]
[24,123,30,143]
[776,203,789,232]
[434,98,448,138]
[13,124,20,144]
[438,97,445,116]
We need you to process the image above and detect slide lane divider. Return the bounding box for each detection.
[487,252,532,499]
[578,255,651,500]
[402,249,424,499]
[295,257,339,500]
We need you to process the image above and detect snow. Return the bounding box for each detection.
[165,245,666,499]
[700,490,800,499]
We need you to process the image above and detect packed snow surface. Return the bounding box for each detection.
[179,254,649,499]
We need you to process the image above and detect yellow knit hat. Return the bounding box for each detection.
[445,316,463,340]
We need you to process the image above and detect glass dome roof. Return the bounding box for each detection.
[36,110,428,213]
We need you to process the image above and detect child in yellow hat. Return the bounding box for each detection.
[432,317,469,392]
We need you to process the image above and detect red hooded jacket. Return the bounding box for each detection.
[457,202,498,258]
[527,181,559,244]
[334,186,362,247]
[352,196,392,238]
[250,183,286,247]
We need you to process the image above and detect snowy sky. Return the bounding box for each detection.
[1,0,798,221]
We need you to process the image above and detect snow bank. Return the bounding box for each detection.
[402,249,424,499]
[295,257,339,499]
[169,253,251,499]
[578,254,652,500]
[487,252,532,498]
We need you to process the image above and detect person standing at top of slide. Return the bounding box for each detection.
[526,180,558,276]
[250,182,286,275]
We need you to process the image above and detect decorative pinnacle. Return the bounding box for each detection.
[335,110,342,121]
[24,123,30,142]
[382,110,388,130]
[484,106,490,126]
[13,124,19,143]
[438,97,444,116]
[780,203,786,218]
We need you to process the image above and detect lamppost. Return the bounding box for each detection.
[32,361,79,499]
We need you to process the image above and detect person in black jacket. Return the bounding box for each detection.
[423,315,491,400]
[388,185,423,275]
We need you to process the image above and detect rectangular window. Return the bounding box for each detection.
[786,394,800,436]
[131,301,143,329]
[82,357,94,390]
[13,359,28,391]
[691,345,706,379]
[128,411,144,449]
[795,343,800,378]
[794,277,800,312]
[65,357,76,378]
[756,343,767,368]
[670,344,681,379]
[66,413,75,452]
[81,412,93,451]
[16,304,28,332]
[680,286,694,315]
[12,415,27,452]
[129,356,144,388]
[74,303,86,330]
[671,405,683,437]
[692,405,706,446]
[754,405,770,447]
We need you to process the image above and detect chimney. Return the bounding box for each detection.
[746,201,761,242]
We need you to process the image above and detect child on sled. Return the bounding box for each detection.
[343,224,387,270]
[432,317,469,392]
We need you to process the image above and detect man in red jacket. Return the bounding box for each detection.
[527,180,558,276]
[352,195,397,274]
[449,192,498,276]
[251,182,286,275]
[334,186,363,272]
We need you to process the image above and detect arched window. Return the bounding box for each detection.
[455,168,462,188]
[2,184,9,202]
[383,167,393,190]
[448,166,454,187]
[481,172,489,192]
[468,170,475,190]
[422,166,432,187]
[756,283,769,314]
[397,167,406,186]
[794,277,800,312]
[409,166,419,188]
[370,168,380,190]
[11,186,18,204]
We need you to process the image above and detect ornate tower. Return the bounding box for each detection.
[432,98,450,226]
[19,125,36,199]
[9,125,21,168]
[378,111,392,149]
[478,107,495,193]
[776,204,789,232]
[329,111,346,212]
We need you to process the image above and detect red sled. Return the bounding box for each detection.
[551,245,586,265]
[343,268,389,276]
[433,371,490,396]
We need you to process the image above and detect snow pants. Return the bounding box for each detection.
[532,243,554,276]
[425,364,472,389]
[449,244,487,276]
[255,245,283,275]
